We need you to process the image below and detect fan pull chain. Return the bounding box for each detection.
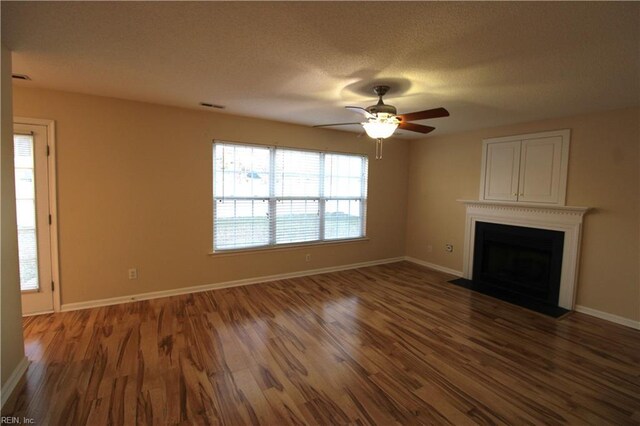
[375,138,383,160]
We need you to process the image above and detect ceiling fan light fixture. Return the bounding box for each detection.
[314,85,449,148]
[362,121,398,139]
[362,114,399,139]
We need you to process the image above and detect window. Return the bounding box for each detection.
[14,134,39,291]
[213,141,368,251]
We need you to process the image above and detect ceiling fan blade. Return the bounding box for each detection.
[399,107,449,122]
[399,122,436,134]
[313,122,362,128]
[345,106,374,118]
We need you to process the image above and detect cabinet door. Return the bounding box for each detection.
[483,140,521,201]
[517,136,563,203]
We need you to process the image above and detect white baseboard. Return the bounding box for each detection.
[1,356,29,409]
[574,305,640,330]
[22,309,54,318]
[61,257,406,312]
[404,256,463,277]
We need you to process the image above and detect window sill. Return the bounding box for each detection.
[209,237,370,257]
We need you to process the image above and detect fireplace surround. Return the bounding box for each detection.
[459,200,589,310]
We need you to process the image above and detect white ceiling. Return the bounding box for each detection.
[2,2,639,138]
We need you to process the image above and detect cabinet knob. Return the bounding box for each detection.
[513,193,517,196]
[520,193,524,196]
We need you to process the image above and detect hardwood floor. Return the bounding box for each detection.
[3,261,640,425]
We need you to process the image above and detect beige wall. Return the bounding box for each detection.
[406,107,640,322]
[12,86,409,305]
[1,45,26,389]
[10,85,639,323]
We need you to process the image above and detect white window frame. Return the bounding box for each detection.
[212,141,368,252]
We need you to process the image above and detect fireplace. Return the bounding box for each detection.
[472,222,564,308]
[458,200,589,314]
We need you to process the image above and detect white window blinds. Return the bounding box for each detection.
[14,134,40,291]
[213,141,368,251]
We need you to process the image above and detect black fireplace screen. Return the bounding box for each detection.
[473,222,564,305]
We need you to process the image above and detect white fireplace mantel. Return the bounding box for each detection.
[458,200,590,310]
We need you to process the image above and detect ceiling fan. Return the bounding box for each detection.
[314,85,449,159]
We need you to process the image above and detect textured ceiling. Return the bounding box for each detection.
[2,2,639,138]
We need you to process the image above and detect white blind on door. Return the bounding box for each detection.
[14,134,40,291]
[213,141,368,251]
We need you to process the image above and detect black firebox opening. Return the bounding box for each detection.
[474,222,564,305]
[450,222,567,317]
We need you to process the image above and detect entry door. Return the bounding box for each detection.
[14,123,54,315]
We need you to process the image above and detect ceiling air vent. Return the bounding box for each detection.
[12,73,31,81]
[199,102,225,109]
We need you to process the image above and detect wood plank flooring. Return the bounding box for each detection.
[3,261,640,425]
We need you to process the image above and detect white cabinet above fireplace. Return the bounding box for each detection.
[480,129,570,205]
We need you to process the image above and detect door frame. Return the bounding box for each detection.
[14,117,61,313]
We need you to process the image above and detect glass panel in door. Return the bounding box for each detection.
[14,123,54,315]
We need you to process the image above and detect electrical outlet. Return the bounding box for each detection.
[427,245,433,253]
[128,268,138,280]
[305,254,311,262]
[445,244,453,253]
